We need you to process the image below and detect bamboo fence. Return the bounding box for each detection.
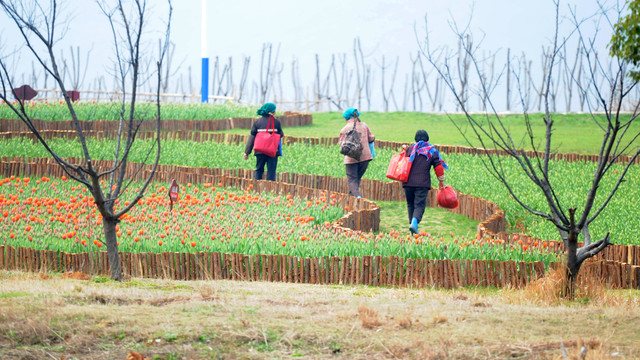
[1,245,638,289]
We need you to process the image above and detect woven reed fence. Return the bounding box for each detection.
[1,245,639,289]
[0,112,312,132]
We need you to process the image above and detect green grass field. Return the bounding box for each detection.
[221,112,640,155]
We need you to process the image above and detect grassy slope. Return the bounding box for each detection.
[378,201,478,238]
[221,112,640,155]
[1,271,639,359]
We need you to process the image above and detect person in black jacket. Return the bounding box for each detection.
[403,130,447,235]
[243,102,285,181]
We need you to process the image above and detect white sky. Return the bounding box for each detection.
[0,0,619,110]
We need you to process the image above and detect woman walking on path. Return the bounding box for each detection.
[339,108,375,198]
[403,129,448,234]
[244,102,285,181]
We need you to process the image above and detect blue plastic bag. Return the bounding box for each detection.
[369,141,376,158]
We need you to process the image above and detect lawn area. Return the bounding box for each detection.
[377,200,478,238]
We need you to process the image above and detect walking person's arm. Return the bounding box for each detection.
[244,121,259,160]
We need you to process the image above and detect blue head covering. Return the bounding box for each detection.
[257,102,276,116]
[343,108,359,120]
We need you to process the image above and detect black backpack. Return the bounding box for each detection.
[340,119,363,161]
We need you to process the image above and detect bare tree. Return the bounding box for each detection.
[561,42,583,112]
[237,55,250,101]
[419,1,639,296]
[290,57,302,108]
[160,40,183,94]
[259,43,277,104]
[457,36,472,111]
[211,56,233,100]
[379,55,399,112]
[477,50,503,111]
[353,37,365,110]
[506,48,511,112]
[533,46,554,111]
[416,48,443,111]
[61,45,92,90]
[0,0,172,281]
[517,52,534,110]
[408,52,422,111]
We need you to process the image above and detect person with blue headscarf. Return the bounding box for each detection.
[338,108,375,198]
[402,129,448,235]
[244,102,285,181]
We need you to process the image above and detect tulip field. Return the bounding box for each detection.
[0,174,561,263]
[0,136,638,246]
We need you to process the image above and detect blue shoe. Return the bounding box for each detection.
[409,218,419,235]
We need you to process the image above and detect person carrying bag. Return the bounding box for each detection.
[402,130,449,235]
[244,102,285,181]
[339,108,375,198]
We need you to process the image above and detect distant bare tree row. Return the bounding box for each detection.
[19,37,640,113]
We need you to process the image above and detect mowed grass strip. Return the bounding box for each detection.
[0,270,639,359]
[377,200,478,238]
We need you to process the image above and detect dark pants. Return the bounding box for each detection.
[255,154,278,181]
[345,160,370,197]
[404,187,430,223]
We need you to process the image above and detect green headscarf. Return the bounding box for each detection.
[257,102,276,116]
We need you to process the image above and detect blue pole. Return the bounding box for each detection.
[201,57,209,103]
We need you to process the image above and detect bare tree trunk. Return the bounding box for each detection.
[103,217,122,280]
[315,54,321,111]
[238,56,250,101]
[380,55,399,112]
[260,43,273,103]
[506,48,511,112]
[291,58,301,110]
[365,65,372,111]
[456,35,471,111]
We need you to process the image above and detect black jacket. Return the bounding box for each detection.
[244,116,285,156]
[403,144,442,188]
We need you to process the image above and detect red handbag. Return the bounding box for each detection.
[253,116,281,157]
[386,150,413,182]
[437,185,459,209]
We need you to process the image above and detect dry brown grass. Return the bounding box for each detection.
[0,269,639,359]
[517,263,636,308]
[358,304,384,329]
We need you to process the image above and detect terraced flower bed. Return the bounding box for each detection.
[0,175,559,263]
[1,135,637,245]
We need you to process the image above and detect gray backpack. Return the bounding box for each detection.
[340,120,363,161]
